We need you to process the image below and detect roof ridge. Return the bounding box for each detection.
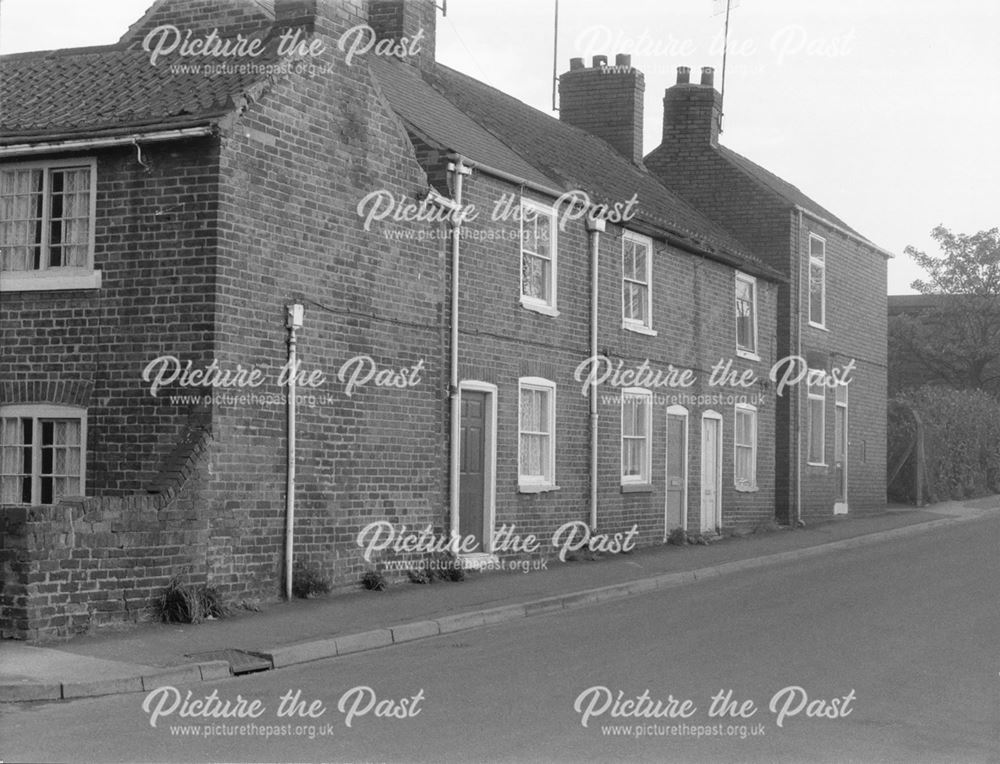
[426,64,771,265]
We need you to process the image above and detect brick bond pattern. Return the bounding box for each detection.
[645,80,888,522]
[1,1,862,639]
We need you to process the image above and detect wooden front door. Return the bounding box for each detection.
[666,411,687,535]
[459,391,486,551]
[700,415,722,533]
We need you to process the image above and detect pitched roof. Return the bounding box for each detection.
[371,57,782,280]
[0,45,270,144]
[717,145,860,237]
[369,57,552,189]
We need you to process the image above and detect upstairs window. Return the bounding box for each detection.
[808,233,826,328]
[622,232,654,333]
[520,199,558,315]
[735,272,758,358]
[0,158,100,291]
[0,405,86,504]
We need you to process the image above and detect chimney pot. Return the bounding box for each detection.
[700,66,715,87]
[569,57,584,71]
[592,54,607,68]
[676,66,690,84]
[615,53,631,68]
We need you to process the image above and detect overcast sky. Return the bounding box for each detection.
[2,0,997,294]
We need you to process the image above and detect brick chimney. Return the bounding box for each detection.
[118,0,275,46]
[558,54,645,164]
[368,0,437,68]
[662,65,723,147]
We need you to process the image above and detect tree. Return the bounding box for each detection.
[889,226,1000,395]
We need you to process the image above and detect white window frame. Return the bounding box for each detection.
[807,376,826,466]
[808,233,826,329]
[733,402,758,490]
[621,231,656,335]
[735,271,759,360]
[519,199,558,317]
[517,377,557,491]
[0,157,101,292]
[0,403,87,504]
[620,387,653,485]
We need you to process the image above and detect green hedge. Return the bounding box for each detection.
[890,386,1000,502]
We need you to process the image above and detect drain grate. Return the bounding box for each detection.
[186,648,272,675]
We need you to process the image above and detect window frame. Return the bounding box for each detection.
[733,402,758,490]
[620,387,653,486]
[808,233,826,329]
[519,198,559,317]
[735,271,759,360]
[621,231,656,335]
[807,376,826,466]
[517,377,557,491]
[0,403,87,505]
[0,157,101,292]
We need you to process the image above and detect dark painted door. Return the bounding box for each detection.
[666,413,686,532]
[459,391,486,551]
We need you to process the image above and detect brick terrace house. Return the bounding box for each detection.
[3,0,790,639]
[644,67,891,523]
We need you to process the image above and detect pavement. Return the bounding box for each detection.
[2,495,997,703]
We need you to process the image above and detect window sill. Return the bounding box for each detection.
[620,482,653,493]
[734,483,759,493]
[807,321,828,332]
[736,349,760,362]
[520,298,559,317]
[806,461,828,468]
[1,270,102,292]
[622,322,657,337]
[518,483,560,494]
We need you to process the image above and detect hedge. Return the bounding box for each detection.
[889,386,1000,503]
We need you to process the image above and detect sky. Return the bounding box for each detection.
[1,0,997,294]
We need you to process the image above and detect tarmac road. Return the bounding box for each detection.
[2,513,997,763]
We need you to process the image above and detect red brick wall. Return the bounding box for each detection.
[0,454,210,640]
[797,217,887,517]
[0,141,220,496]
[203,0,448,597]
[646,135,888,520]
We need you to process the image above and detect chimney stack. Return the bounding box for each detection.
[368,0,437,68]
[662,64,723,147]
[558,53,646,164]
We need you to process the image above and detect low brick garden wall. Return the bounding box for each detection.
[0,476,209,641]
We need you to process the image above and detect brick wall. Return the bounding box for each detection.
[646,126,888,520]
[201,0,447,597]
[0,140,220,495]
[0,447,209,640]
[559,56,645,164]
[798,217,887,517]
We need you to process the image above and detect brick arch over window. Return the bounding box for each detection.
[0,380,94,408]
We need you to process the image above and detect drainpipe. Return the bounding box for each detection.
[285,303,304,599]
[795,210,803,527]
[587,217,605,531]
[446,157,471,546]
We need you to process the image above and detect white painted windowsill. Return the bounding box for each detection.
[622,322,657,337]
[0,270,102,292]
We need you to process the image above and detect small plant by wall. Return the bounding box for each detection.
[152,575,228,624]
[361,569,388,591]
[292,561,332,599]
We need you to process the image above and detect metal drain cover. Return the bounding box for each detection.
[186,648,272,675]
